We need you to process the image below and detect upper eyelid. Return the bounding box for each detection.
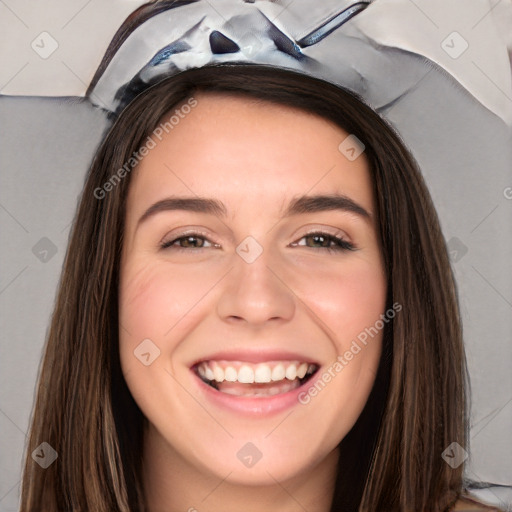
[161,223,351,240]
[160,227,215,244]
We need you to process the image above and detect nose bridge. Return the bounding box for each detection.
[216,236,296,324]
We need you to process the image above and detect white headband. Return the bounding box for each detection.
[88,0,512,127]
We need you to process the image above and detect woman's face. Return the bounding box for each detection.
[119,92,387,485]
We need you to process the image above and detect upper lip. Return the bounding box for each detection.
[190,349,320,367]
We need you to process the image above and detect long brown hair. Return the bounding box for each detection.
[21,8,468,511]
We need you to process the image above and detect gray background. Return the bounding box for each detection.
[1,0,511,510]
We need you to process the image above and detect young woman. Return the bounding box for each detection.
[19,4,503,512]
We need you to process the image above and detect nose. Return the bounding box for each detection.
[215,244,296,327]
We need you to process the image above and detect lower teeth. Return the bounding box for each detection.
[218,379,301,397]
[200,374,314,397]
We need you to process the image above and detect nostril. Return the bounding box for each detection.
[209,30,240,54]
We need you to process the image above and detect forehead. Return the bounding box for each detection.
[126,92,373,219]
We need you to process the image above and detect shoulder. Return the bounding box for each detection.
[451,493,504,511]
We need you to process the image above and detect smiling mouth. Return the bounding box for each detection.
[192,360,319,397]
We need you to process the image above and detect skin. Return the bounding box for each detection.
[118,93,387,512]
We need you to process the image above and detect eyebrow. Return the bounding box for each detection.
[136,194,372,227]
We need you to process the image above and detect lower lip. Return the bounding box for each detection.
[191,369,320,416]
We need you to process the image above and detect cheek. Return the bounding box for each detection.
[118,258,225,385]
[295,255,387,346]
[119,260,210,342]
[118,260,206,412]
[294,256,386,409]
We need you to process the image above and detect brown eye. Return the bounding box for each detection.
[161,234,214,250]
[178,236,205,248]
[295,232,355,252]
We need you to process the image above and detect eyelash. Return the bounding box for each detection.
[160,231,355,253]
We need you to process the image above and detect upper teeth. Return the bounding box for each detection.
[197,361,316,384]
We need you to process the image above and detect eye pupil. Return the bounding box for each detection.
[182,236,203,248]
[308,234,329,247]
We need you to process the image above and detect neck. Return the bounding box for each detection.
[142,425,339,512]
